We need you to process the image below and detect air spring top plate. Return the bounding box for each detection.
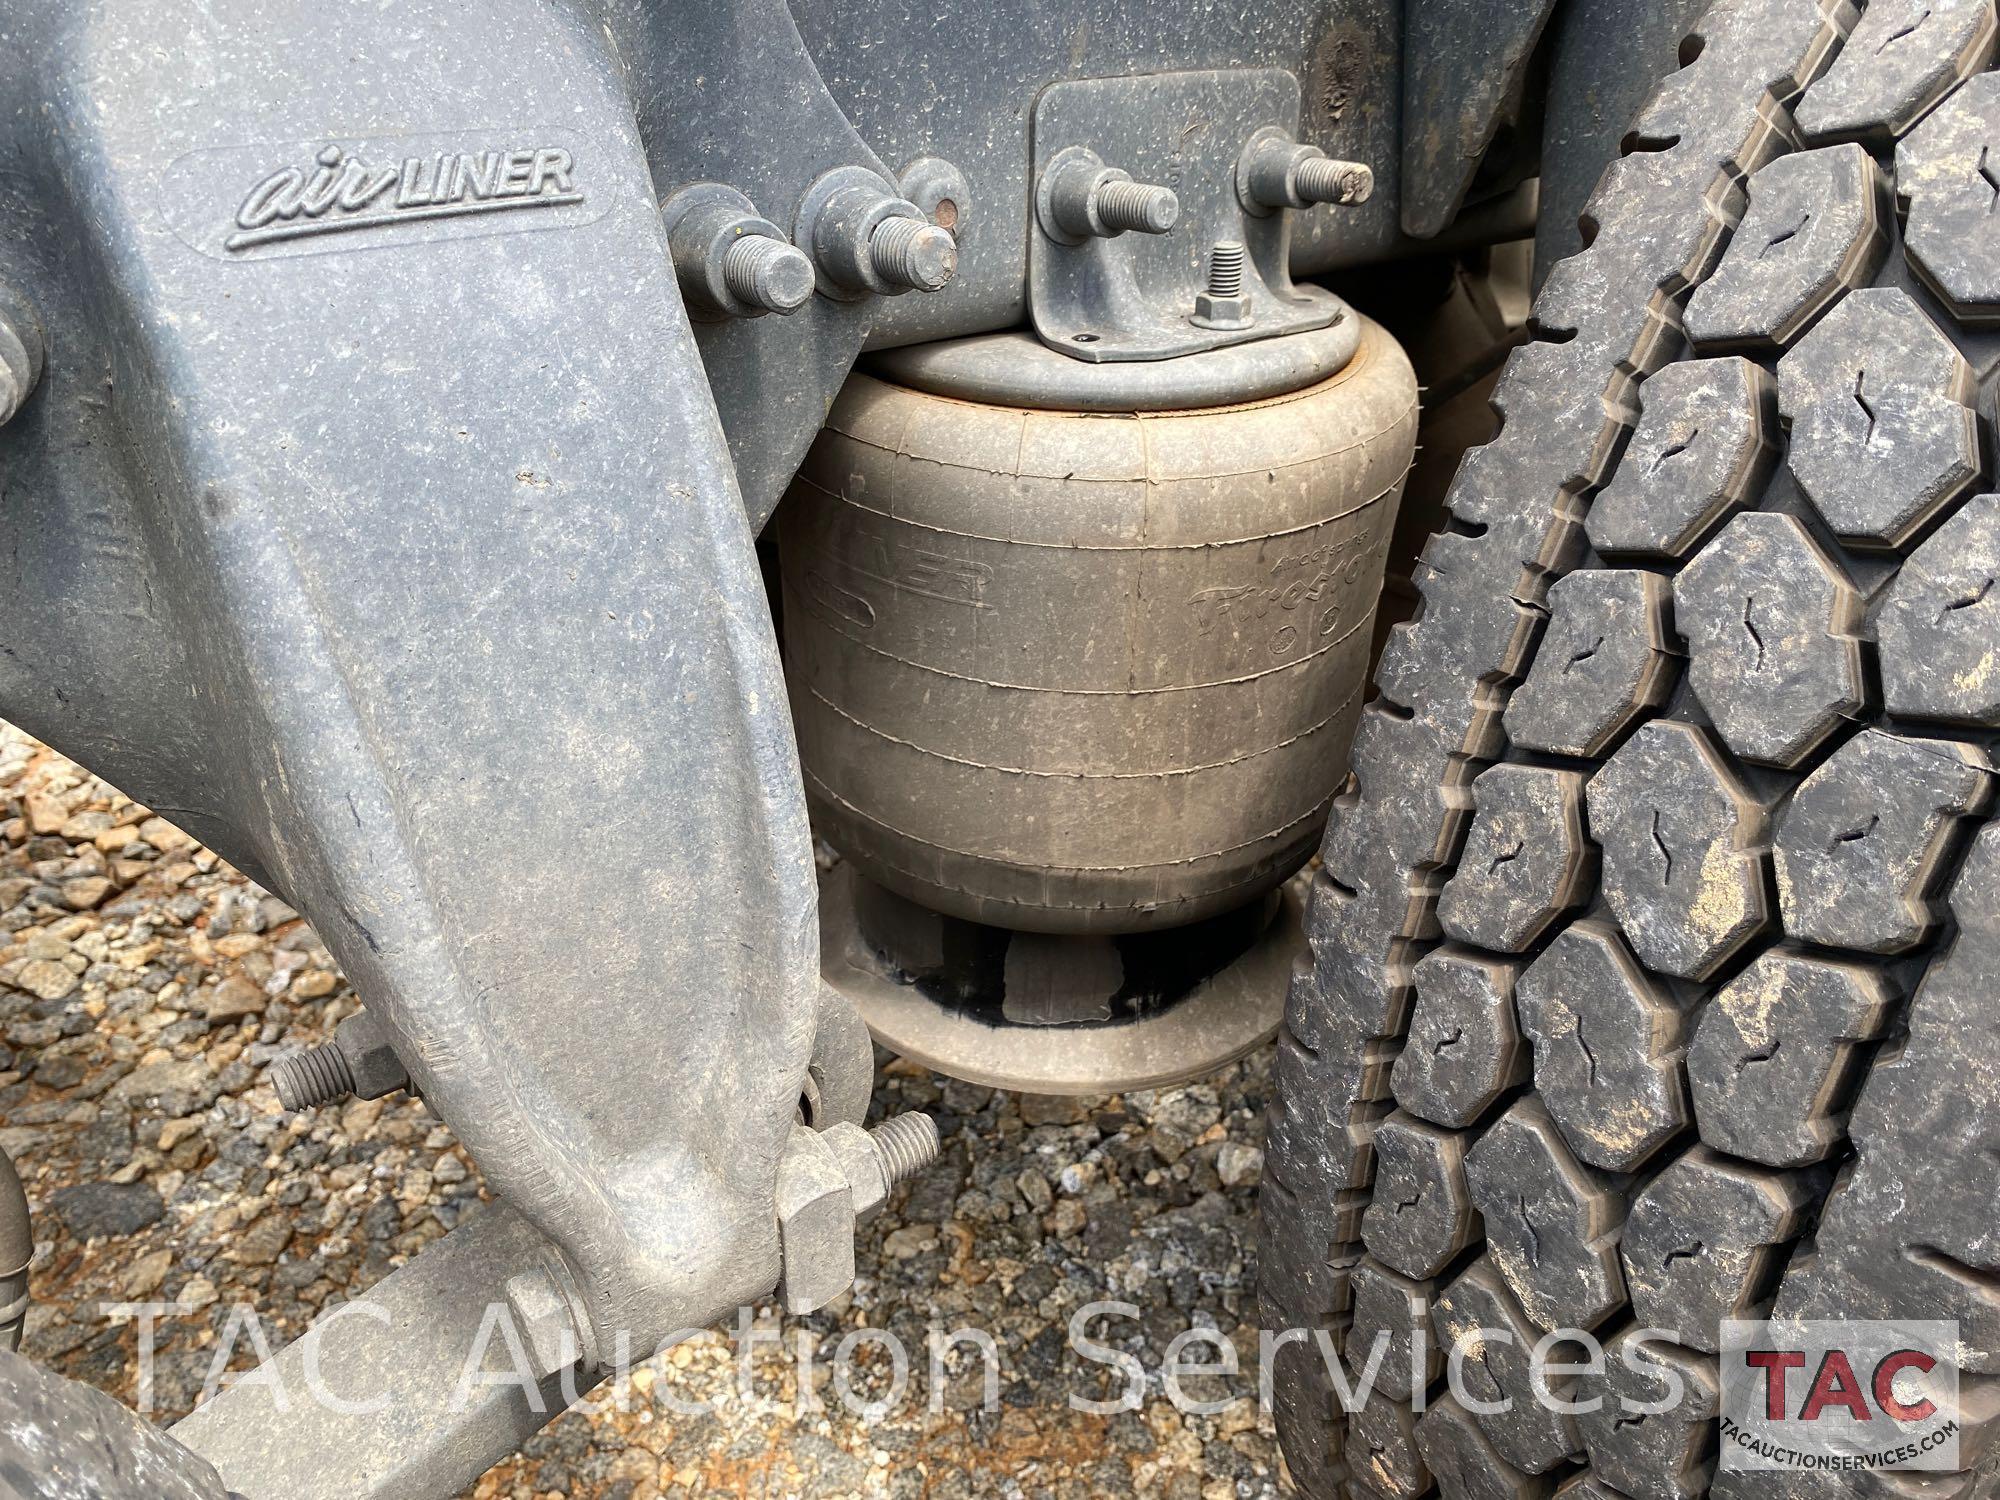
[863,317,1360,413]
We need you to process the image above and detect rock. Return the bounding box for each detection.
[12,958,78,1002]
[22,932,72,962]
[212,934,264,959]
[291,970,337,1000]
[201,976,267,1022]
[883,1225,938,1260]
[1017,1169,1054,1213]
[1215,1142,1265,1190]
[23,792,66,836]
[1020,1093,1089,1127]
[157,1118,202,1151]
[111,1059,214,1117]
[61,877,114,911]
[31,1054,86,1090]
[228,1211,293,1265]
[59,811,111,841]
[138,817,192,854]
[1050,1199,1088,1239]
[121,1246,174,1298]
[178,1275,219,1311]
[48,1180,165,1240]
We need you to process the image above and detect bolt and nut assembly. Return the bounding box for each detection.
[776,1112,940,1314]
[1236,126,1374,215]
[1191,240,1254,330]
[1037,146,1181,243]
[662,182,817,319]
[796,165,961,300]
[269,1009,412,1111]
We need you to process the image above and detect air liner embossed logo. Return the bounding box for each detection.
[224,143,582,251]
[162,130,605,261]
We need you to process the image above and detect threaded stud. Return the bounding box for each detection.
[0,311,40,429]
[1095,179,1180,236]
[1293,156,1373,206]
[720,235,816,315]
[868,1111,940,1185]
[1206,241,1247,298]
[868,218,958,292]
[269,1042,355,1111]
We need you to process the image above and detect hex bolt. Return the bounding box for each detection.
[867,217,958,293]
[1091,178,1180,236]
[503,1259,597,1378]
[1040,148,1180,243]
[1191,240,1254,332]
[269,1043,355,1111]
[719,234,817,315]
[268,1009,411,1111]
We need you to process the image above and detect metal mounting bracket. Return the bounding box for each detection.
[1027,68,1344,362]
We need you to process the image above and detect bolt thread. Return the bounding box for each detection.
[1094,179,1178,235]
[869,218,958,292]
[721,235,813,314]
[1206,241,1247,297]
[269,1043,354,1111]
[868,1112,940,1185]
[1294,156,1371,205]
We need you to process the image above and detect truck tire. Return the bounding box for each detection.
[0,1349,233,1500]
[1262,2,2000,1497]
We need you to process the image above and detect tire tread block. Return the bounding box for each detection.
[1776,286,1979,550]
[1464,1098,1629,1333]
[1774,727,1994,952]
[1392,947,1531,1130]
[1584,360,1780,563]
[1687,948,1897,1167]
[1439,764,1597,953]
[1574,1334,1721,1500]
[1517,918,1693,1173]
[1431,1257,1584,1475]
[1586,720,1775,980]
[1877,493,2000,727]
[1361,1112,1484,1281]
[1685,143,1889,348]
[1620,1146,1823,1352]
[1898,72,2000,322]
[1797,0,1997,144]
[1674,511,1868,768]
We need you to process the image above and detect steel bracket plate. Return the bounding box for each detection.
[1027,68,1343,362]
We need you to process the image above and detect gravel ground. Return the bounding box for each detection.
[0,721,1288,1499]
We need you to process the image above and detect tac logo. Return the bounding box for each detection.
[1720,1319,1961,1473]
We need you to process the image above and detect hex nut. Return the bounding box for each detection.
[774,1125,856,1315]
[822,1121,889,1217]
[335,1010,411,1099]
[503,1264,584,1379]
